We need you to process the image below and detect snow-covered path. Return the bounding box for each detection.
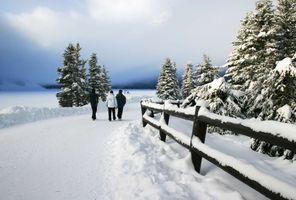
[0,105,138,200]
[0,101,244,200]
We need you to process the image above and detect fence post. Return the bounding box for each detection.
[159,111,170,142]
[190,106,207,173]
[149,110,155,118]
[140,101,147,127]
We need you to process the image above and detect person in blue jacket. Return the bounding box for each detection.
[116,89,126,120]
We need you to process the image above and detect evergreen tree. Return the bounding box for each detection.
[156,58,180,100]
[88,53,103,99]
[88,53,111,102]
[193,54,218,87]
[156,59,168,99]
[184,77,243,118]
[226,0,276,91]
[72,43,88,106]
[182,77,243,134]
[250,57,296,159]
[181,62,194,99]
[100,66,112,101]
[226,12,256,88]
[56,44,76,107]
[56,43,88,107]
[274,0,296,60]
[225,0,277,116]
[222,0,296,159]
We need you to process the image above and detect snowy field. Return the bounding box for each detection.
[0,90,295,200]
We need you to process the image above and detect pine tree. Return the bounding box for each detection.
[274,0,296,60]
[182,77,244,134]
[226,12,256,88]
[222,0,296,159]
[88,53,102,98]
[250,57,296,159]
[156,58,180,100]
[193,54,218,87]
[181,62,194,99]
[226,0,276,90]
[100,66,112,101]
[72,43,88,106]
[243,1,283,117]
[56,43,88,107]
[56,43,76,107]
[225,0,277,116]
[245,0,296,159]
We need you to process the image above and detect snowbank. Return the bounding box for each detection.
[0,89,157,129]
[109,122,244,200]
[0,106,91,129]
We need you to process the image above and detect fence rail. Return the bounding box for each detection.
[140,100,296,200]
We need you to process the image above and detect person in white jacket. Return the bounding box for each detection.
[106,90,117,121]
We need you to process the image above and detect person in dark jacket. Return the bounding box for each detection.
[90,88,99,120]
[116,89,126,120]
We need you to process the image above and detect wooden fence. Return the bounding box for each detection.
[140,100,296,200]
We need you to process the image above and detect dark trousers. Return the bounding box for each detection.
[91,106,97,120]
[108,107,116,121]
[117,107,123,119]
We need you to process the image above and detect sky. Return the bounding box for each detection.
[0,0,259,85]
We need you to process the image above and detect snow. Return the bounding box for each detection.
[109,123,243,200]
[258,31,267,37]
[191,137,296,200]
[277,104,293,120]
[142,101,164,110]
[0,90,295,200]
[164,101,195,116]
[198,106,296,143]
[0,105,91,129]
[208,77,225,93]
[143,111,160,128]
[230,89,244,98]
[275,57,296,76]
[195,99,209,108]
[161,122,191,146]
[0,91,59,109]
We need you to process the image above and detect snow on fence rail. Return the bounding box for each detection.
[140,100,296,200]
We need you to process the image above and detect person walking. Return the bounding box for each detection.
[89,88,99,120]
[106,90,117,121]
[116,89,126,120]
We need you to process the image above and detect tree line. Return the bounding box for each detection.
[156,0,296,160]
[56,43,111,107]
[156,54,218,100]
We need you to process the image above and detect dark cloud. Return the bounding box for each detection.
[0,19,59,84]
[0,0,261,87]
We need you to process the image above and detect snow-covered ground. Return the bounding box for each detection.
[0,90,295,200]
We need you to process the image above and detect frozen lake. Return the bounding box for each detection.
[0,89,156,109]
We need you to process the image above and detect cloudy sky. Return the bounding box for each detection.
[0,0,258,85]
